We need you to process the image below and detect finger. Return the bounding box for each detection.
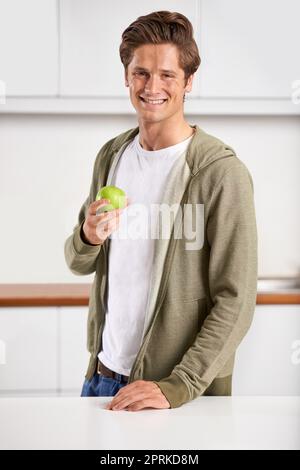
[113,396,153,411]
[106,397,127,411]
[101,215,120,233]
[108,391,131,410]
[89,199,110,216]
[89,208,122,227]
[109,380,147,403]
[109,382,162,410]
[110,390,148,410]
[126,400,155,412]
[97,207,124,223]
[109,382,141,407]
[96,218,119,240]
[126,392,170,411]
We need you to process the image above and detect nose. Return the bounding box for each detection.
[144,74,161,95]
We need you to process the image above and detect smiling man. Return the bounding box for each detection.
[64,11,257,411]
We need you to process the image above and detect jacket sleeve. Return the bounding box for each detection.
[64,141,112,276]
[153,162,258,408]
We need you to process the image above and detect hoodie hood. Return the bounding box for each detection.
[186,125,237,175]
[110,124,237,177]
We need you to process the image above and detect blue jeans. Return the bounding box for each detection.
[80,371,128,397]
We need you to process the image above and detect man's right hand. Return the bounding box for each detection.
[81,198,129,246]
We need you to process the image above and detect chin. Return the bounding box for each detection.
[138,115,168,124]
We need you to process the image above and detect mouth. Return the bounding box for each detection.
[139,96,168,107]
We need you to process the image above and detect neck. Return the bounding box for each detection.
[138,116,195,151]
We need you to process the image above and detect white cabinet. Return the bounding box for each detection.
[59,0,201,97]
[59,307,90,392]
[0,307,58,391]
[0,306,89,395]
[60,0,300,100]
[233,305,300,395]
[200,0,300,98]
[1,0,299,113]
[0,0,58,96]
[1,304,299,396]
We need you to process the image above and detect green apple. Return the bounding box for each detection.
[96,185,126,212]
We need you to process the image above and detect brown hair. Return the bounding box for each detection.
[119,11,201,85]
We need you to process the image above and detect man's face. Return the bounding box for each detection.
[125,43,194,123]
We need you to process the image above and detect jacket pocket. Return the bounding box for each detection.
[160,296,207,350]
[142,297,207,380]
[166,296,207,327]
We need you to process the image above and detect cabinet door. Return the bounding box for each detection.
[0,0,58,96]
[200,0,300,97]
[0,307,58,391]
[59,307,90,393]
[233,305,300,395]
[60,0,201,97]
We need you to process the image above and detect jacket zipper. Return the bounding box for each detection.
[95,238,109,357]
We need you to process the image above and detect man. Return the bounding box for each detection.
[64,11,257,411]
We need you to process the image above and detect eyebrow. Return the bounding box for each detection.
[132,66,177,75]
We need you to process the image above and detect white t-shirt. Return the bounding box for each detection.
[98,132,194,376]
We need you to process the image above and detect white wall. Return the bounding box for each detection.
[0,114,299,282]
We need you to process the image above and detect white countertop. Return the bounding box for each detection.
[0,396,299,450]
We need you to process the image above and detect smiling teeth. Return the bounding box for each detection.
[144,99,165,104]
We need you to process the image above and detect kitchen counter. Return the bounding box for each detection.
[0,396,299,450]
[1,281,300,306]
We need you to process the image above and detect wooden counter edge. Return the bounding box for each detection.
[0,284,299,306]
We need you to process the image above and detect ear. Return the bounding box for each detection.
[184,74,194,93]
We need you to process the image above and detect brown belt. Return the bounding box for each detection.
[97,359,129,383]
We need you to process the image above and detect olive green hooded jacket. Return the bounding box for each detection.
[64,124,258,408]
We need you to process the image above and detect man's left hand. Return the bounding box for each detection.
[105,380,170,412]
